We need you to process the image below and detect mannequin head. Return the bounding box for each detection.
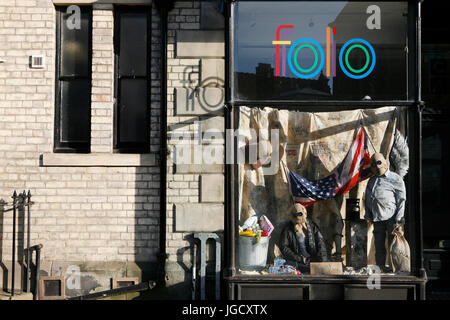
[370,153,388,176]
[291,203,307,225]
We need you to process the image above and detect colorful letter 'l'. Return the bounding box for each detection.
[327,27,337,77]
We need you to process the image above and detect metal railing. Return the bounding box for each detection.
[0,190,43,299]
[192,233,221,300]
[67,281,156,300]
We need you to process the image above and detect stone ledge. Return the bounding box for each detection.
[52,0,152,5]
[175,203,224,232]
[176,30,225,58]
[200,174,224,203]
[0,260,158,299]
[40,153,156,167]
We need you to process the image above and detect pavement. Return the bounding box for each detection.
[0,290,34,300]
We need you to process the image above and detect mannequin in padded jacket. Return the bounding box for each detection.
[280,203,328,273]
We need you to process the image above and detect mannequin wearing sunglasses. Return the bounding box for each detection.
[279,203,328,273]
[364,153,406,272]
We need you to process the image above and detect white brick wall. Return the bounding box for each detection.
[91,5,114,153]
[0,1,161,268]
[0,0,225,297]
[166,1,199,265]
[165,1,225,288]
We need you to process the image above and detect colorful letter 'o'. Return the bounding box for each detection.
[339,38,376,79]
[288,38,324,79]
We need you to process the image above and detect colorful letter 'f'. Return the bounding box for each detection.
[273,25,294,77]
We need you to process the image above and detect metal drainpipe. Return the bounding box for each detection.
[417,1,427,299]
[155,0,173,288]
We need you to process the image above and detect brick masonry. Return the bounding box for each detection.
[165,0,225,298]
[0,0,224,299]
[0,0,162,296]
[91,4,114,153]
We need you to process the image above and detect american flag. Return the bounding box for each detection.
[285,127,371,208]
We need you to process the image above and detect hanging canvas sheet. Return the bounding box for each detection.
[237,106,407,265]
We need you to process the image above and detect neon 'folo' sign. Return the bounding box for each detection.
[273,25,376,79]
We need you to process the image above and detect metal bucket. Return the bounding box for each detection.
[238,236,270,270]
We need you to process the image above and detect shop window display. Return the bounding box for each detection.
[235,106,410,276]
[231,1,412,277]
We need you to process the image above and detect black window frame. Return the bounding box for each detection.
[227,0,419,107]
[230,0,411,103]
[225,0,424,279]
[54,5,93,153]
[420,2,450,295]
[113,5,152,154]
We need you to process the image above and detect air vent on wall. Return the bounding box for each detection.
[30,55,45,69]
[39,276,65,300]
[112,277,139,289]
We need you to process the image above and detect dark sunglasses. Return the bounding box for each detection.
[371,160,382,167]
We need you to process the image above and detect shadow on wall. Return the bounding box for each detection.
[133,164,161,297]
[0,197,27,292]
[179,233,224,300]
[150,227,224,300]
[174,65,224,116]
[0,195,45,294]
[0,200,6,291]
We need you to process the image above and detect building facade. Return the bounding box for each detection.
[0,0,448,300]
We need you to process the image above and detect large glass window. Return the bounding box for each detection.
[55,6,92,153]
[233,1,408,101]
[231,1,414,278]
[236,106,410,276]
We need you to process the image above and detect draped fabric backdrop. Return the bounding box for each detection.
[238,106,406,266]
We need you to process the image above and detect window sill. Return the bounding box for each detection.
[40,153,156,167]
[224,274,426,283]
[52,0,151,4]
